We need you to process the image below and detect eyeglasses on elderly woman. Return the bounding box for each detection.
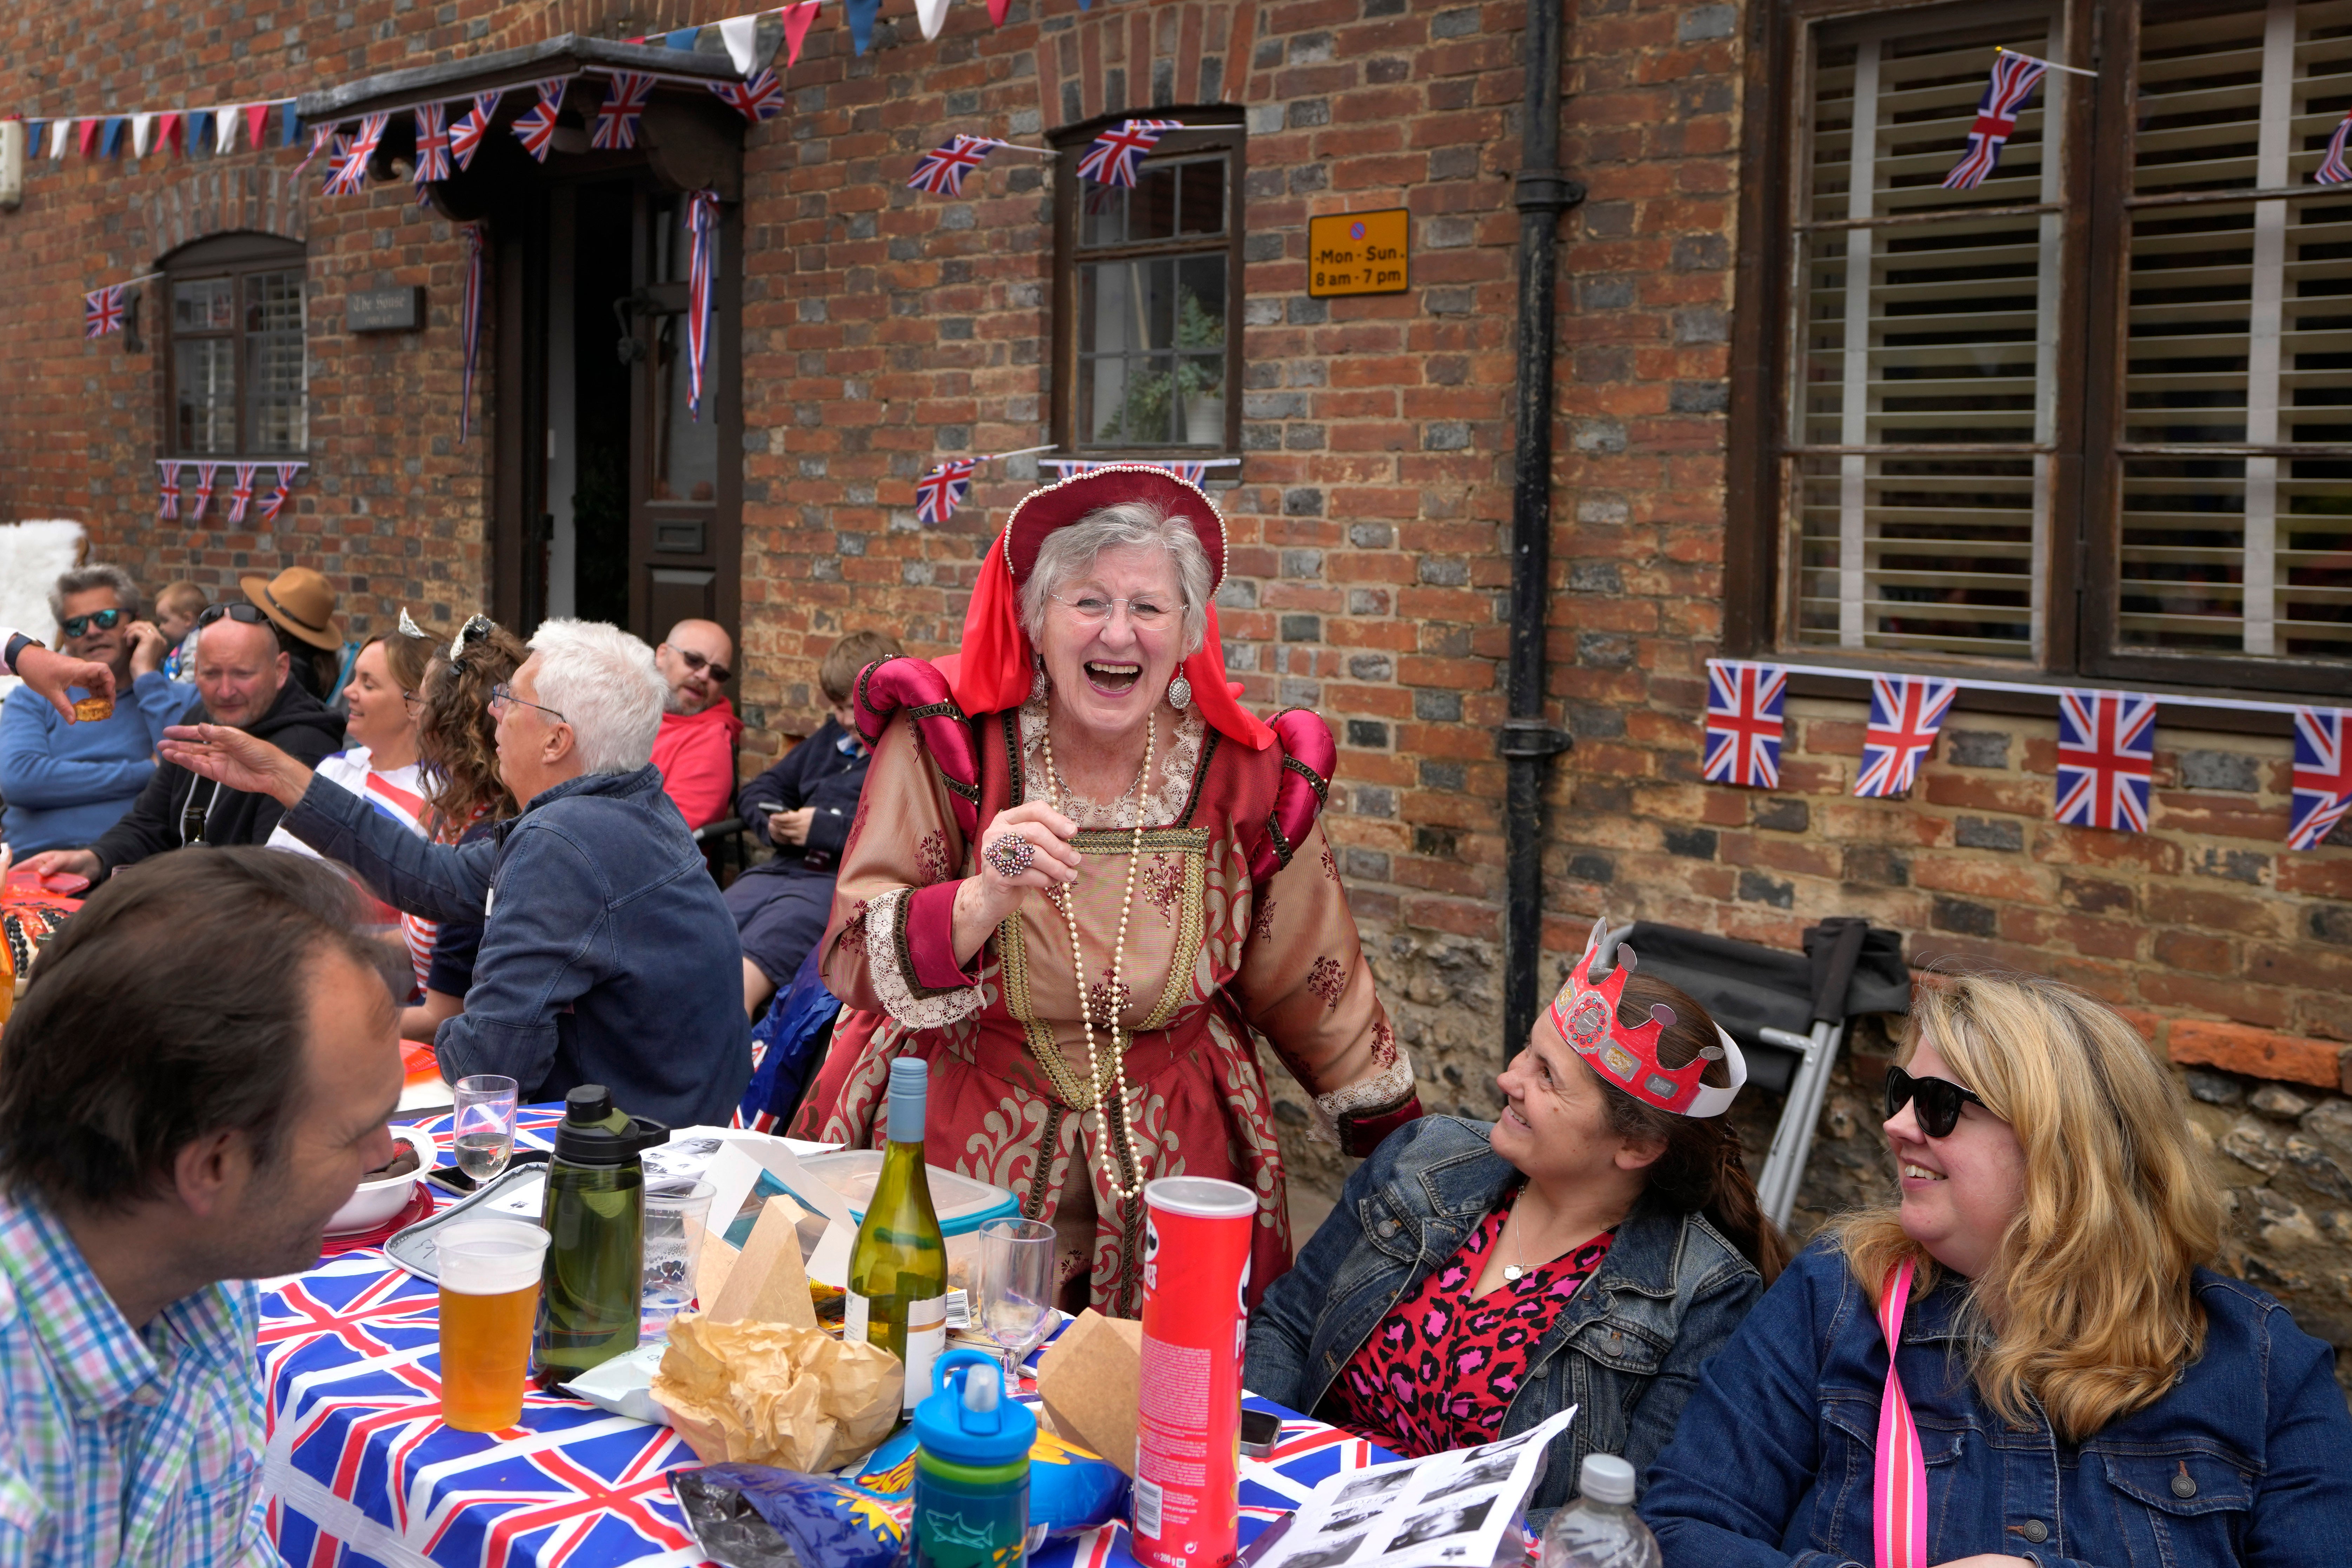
[1049,591,1177,628]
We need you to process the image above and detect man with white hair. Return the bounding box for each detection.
[159,619,751,1128]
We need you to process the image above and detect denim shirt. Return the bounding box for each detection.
[1640,1237,2352,1568]
[1244,1116,1764,1513]
[284,763,753,1128]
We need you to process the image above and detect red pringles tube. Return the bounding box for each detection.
[1134,1176,1257,1568]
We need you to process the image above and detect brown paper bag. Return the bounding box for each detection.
[1034,1309,1143,1477]
[650,1314,903,1472]
[706,1194,817,1329]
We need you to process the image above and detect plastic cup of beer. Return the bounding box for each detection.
[435,1221,550,1432]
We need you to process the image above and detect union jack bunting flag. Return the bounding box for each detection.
[260,462,304,522]
[449,90,500,171]
[2054,689,2156,832]
[412,102,451,184]
[155,461,181,520]
[2290,707,2352,850]
[2317,108,2352,186]
[294,124,334,178]
[686,190,718,419]
[590,73,654,151]
[1702,660,1788,789]
[319,134,362,196]
[511,78,567,162]
[1077,118,1184,187]
[711,68,786,124]
[916,461,977,525]
[461,225,487,440]
[83,284,125,338]
[187,462,219,521]
[226,463,258,526]
[908,134,994,195]
[1942,51,2048,191]
[1853,675,1960,799]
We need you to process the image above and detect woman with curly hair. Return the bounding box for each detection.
[1640,972,2352,1568]
[399,615,528,1042]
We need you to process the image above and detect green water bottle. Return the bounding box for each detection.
[846,1056,949,1410]
[913,1348,1033,1568]
[533,1085,669,1388]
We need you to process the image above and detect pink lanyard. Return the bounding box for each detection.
[1874,1259,1929,1568]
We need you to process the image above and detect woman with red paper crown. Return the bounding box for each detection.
[792,467,1421,1315]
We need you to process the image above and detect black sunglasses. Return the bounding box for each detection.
[60,608,126,638]
[676,647,732,686]
[197,602,272,628]
[1884,1064,1987,1139]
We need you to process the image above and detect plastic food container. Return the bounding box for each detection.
[788,1149,1020,1237]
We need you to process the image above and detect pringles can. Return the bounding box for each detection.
[1133,1176,1256,1568]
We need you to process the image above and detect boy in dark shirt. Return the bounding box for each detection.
[727,629,902,1016]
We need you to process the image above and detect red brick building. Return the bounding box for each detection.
[4,0,2350,1368]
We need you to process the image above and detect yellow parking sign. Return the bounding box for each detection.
[1307,209,1410,298]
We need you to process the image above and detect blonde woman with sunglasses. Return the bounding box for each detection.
[1640,972,2352,1568]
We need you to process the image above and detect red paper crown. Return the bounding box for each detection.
[1547,918,1746,1118]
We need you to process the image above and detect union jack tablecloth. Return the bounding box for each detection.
[260,1109,1396,1568]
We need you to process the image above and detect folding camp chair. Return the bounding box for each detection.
[1593,919,1910,1227]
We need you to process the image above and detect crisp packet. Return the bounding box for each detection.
[651,1313,903,1473]
[855,1421,1129,1541]
[670,1464,909,1568]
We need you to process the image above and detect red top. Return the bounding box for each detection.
[650,696,743,829]
[1324,1193,1613,1458]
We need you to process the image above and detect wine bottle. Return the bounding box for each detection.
[846,1056,949,1412]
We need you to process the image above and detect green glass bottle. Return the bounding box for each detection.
[532,1085,668,1388]
[846,1056,949,1412]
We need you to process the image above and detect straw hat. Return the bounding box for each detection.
[239,566,345,651]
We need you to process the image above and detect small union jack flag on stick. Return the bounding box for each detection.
[412,102,451,185]
[2316,108,2352,186]
[591,72,654,151]
[916,461,977,525]
[1077,118,1184,187]
[1942,51,2049,191]
[260,461,305,522]
[226,463,259,526]
[156,461,182,519]
[1853,676,1960,799]
[1703,660,1789,789]
[909,134,996,195]
[449,89,500,171]
[84,285,125,338]
[2054,690,2156,832]
[711,68,786,124]
[2290,707,2352,850]
[511,78,567,162]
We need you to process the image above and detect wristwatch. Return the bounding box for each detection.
[2,631,41,674]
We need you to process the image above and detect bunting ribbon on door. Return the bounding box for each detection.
[460,225,487,441]
[686,190,718,420]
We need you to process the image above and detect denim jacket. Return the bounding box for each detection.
[1640,1237,2352,1568]
[1244,1116,1764,1513]
[284,763,753,1128]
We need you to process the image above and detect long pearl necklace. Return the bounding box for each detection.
[1039,708,1154,1203]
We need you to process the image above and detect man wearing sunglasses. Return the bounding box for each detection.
[1,567,196,854]
[649,618,743,830]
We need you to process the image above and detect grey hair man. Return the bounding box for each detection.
[156,619,751,1128]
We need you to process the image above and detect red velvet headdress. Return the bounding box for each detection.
[937,464,1274,750]
[1547,918,1748,1118]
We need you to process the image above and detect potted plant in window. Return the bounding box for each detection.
[1175,289,1225,445]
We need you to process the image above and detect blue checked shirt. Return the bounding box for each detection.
[0,1186,274,1567]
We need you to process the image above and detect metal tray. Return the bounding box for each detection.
[383,1164,548,1284]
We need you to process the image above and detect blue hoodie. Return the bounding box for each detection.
[0,672,196,852]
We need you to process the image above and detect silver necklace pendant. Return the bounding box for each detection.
[1501,1263,1526,1282]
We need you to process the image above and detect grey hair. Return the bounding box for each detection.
[50,565,140,627]
[1017,502,1212,657]
[526,619,667,776]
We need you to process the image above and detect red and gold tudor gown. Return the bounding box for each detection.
[791,657,1422,1316]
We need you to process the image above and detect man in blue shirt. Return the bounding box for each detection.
[0,567,195,853]
[0,848,405,1565]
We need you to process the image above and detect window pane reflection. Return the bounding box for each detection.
[244,269,306,454]
[176,339,236,455]
[1077,253,1228,446]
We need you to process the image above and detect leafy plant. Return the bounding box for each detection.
[1098,288,1224,442]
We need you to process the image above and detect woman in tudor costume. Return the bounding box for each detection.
[791,466,1421,1315]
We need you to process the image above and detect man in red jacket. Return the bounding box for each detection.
[649,619,742,829]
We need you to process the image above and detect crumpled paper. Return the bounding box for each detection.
[650,1313,903,1473]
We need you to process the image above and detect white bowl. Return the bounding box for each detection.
[325,1127,439,1235]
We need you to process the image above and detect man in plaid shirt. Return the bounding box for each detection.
[0,848,405,1565]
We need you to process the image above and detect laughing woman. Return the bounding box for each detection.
[792,467,1421,1315]
[1640,974,2352,1568]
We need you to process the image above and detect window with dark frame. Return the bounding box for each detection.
[1736,0,2352,695]
[162,234,308,460]
[1052,115,1244,454]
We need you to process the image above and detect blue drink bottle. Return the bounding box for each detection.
[912,1347,1034,1568]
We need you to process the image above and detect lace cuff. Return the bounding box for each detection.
[1308,1052,1418,1147]
[864,887,984,1030]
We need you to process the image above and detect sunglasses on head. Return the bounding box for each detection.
[197,602,272,628]
[1884,1064,1987,1139]
[676,647,732,685]
[60,608,126,638]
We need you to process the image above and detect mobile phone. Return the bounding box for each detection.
[1240,1408,1281,1458]
[425,1147,550,1196]
[755,801,784,814]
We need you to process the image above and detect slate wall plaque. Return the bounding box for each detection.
[347,286,424,333]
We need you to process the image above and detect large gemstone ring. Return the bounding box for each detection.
[984,834,1038,880]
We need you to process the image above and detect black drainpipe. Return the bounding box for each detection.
[1496,0,1581,1065]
